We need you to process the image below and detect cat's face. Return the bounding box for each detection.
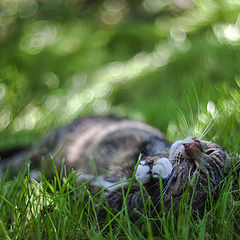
[169,136,231,184]
[154,136,234,210]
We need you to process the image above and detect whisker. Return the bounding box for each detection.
[179,124,188,137]
[178,109,190,135]
[185,93,194,136]
[151,166,177,214]
[170,99,190,136]
[201,114,222,139]
[198,115,214,136]
[148,180,161,189]
[192,83,200,136]
[199,117,215,139]
[200,109,223,139]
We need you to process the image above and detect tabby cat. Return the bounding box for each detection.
[0,116,234,217]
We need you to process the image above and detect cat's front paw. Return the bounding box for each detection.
[152,157,172,179]
[135,160,151,184]
[136,157,173,184]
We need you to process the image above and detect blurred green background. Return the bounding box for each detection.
[1,0,240,151]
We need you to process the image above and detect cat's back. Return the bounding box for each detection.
[1,116,170,178]
[36,116,170,175]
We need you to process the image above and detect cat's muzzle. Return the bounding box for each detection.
[170,137,203,180]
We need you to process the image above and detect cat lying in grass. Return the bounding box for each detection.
[0,115,234,218]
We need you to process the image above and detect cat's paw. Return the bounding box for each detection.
[135,160,151,184]
[136,157,173,184]
[152,157,172,179]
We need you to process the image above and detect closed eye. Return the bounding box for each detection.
[205,149,215,155]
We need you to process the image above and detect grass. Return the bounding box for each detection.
[0,148,240,239]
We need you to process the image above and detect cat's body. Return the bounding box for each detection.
[1,116,170,178]
[0,116,233,217]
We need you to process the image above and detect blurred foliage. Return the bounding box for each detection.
[1,0,240,150]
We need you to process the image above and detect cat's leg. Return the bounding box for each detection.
[75,173,128,192]
[135,160,152,184]
[152,157,172,179]
[136,156,172,184]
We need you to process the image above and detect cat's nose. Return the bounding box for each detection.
[183,142,197,156]
[183,143,191,150]
[183,141,203,159]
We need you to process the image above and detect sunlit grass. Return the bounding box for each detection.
[0,152,240,239]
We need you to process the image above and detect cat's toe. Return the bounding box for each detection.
[136,160,151,184]
[152,157,172,179]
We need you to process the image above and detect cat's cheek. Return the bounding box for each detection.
[152,157,172,179]
[135,161,151,184]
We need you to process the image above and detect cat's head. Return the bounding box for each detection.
[170,137,232,181]
[164,137,233,206]
[171,136,231,169]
